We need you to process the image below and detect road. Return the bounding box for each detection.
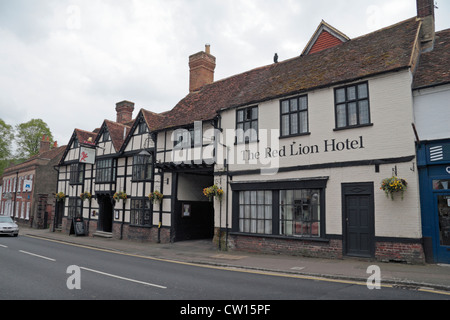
[0,234,448,305]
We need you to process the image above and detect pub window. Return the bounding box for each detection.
[334,82,371,129]
[130,198,152,226]
[280,95,309,137]
[236,106,258,144]
[68,197,82,220]
[239,191,273,235]
[132,154,153,181]
[96,158,116,183]
[279,189,321,238]
[69,163,84,185]
[234,184,325,238]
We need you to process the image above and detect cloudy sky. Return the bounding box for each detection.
[0,0,449,148]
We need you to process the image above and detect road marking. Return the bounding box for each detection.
[19,250,56,262]
[0,244,8,248]
[24,235,450,297]
[80,267,167,289]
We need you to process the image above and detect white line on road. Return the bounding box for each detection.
[19,250,56,262]
[0,244,8,248]
[80,267,167,289]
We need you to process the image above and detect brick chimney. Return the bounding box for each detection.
[189,44,216,92]
[116,100,135,124]
[39,135,51,154]
[417,0,435,51]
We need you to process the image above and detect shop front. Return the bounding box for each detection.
[418,140,450,264]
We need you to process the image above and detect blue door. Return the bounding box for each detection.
[433,190,450,264]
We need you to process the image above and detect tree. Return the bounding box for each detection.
[15,119,53,158]
[0,119,14,160]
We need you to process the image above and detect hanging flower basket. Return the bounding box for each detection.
[54,192,66,202]
[380,176,407,200]
[149,190,164,204]
[80,192,92,202]
[113,191,127,203]
[203,185,224,202]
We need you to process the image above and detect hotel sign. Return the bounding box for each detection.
[79,147,96,165]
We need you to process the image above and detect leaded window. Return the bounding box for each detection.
[280,95,308,137]
[130,198,152,226]
[335,82,371,129]
[132,154,153,181]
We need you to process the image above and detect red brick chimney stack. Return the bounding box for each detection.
[189,44,216,93]
[417,0,436,50]
[39,135,51,154]
[116,100,135,124]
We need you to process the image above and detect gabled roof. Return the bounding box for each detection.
[301,20,350,56]
[96,120,131,153]
[3,145,66,175]
[59,129,97,165]
[413,28,450,89]
[152,17,421,131]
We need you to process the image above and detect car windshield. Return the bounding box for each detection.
[0,216,14,223]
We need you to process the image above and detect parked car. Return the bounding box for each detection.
[0,216,19,237]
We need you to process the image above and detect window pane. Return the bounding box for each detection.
[433,180,450,190]
[290,113,298,135]
[336,104,346,127]
[348,102,358,126]
[281,100,289,114]
[358,83,368,99]
[252,107,258,120]
[347,86,357,100]
[299,111,308,133]
[237,110,244,122]
[299,96,308,110]
[281,115,289,136]
[336,88,346,103]
[290,99,298,112]
[359,100,370,124]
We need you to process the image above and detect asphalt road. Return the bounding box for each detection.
[0,235,448,305]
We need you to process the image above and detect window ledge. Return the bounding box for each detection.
[333,123,373,131]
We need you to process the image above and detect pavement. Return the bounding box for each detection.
[21,227,450,294]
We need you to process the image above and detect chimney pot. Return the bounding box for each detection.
[189,45,216,92]
[39,135,51,154]
[116,100,135,124]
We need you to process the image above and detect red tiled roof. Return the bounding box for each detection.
[103,120,131,152]
[154,17,421,131]
[413,28,450,89]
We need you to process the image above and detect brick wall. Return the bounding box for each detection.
[375,241,425,264]
[227,234,425,264]
[230,234,343,259]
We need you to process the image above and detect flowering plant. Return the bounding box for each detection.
[113,191,127,203]
[80,192,92,202]
[380,176,407,200]
[149,190,164,204]
[54,192,66,202]
[203,185,224,201]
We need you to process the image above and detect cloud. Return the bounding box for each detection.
[0,0,448,149]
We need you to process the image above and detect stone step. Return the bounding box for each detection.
[93,231,113,238]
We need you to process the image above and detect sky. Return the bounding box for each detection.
[0,0,449,149]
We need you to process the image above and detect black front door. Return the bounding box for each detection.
[342,183,375,258]
[98,194,113,233]
[55,201,64,228]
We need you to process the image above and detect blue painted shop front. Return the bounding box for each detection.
[418,140,450,264]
